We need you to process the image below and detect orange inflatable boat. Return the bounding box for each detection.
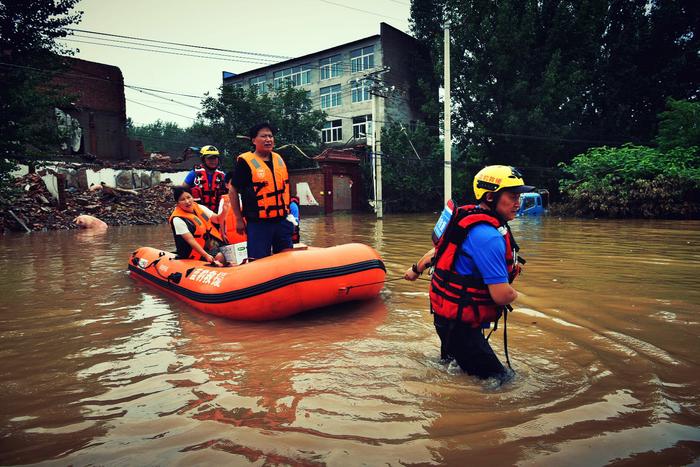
[128,243,386,320]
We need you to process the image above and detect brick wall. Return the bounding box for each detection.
[52,57,130,161]
[290,169,326,215]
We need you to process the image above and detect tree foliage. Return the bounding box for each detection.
[370,122,445,212]
[0,0,82,196]
[198,84,326,169]
[126,118,210,157]
[410,0,700,171]
[655,98,700,152]
[557,143,699,218]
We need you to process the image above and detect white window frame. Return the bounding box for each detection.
[351,79,371,102]
[320,84,342,109]
[273,64,311,89]
[352,114,372,139]
[249,75,267,95]
[322,120,343,143]
[351,45,375,73]
[320,54,343,80]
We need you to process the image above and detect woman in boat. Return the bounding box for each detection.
[169,186,226,266]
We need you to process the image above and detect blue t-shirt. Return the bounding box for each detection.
[454,223,508,284]
[184,169,215,186]
[289,201,300,223]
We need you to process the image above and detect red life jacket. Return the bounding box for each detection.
[191,166,226,212]
[429,205,522,328]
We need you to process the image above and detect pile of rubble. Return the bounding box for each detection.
[1,173,175,233]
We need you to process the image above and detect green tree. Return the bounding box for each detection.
[373,122,447,212]
[126,118,208,156]
[0,0,82,195]
[655,99,700,152]
[410,0,699,172]
[198,84,326,169]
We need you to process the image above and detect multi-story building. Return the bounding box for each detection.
[223,23,434,148]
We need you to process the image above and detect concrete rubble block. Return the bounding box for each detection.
[56,167,77,188]
[140,172,152,188]
[76,168,89,190]
[132,171,142,189]
[116,170,134,189]
[151,171,161,185]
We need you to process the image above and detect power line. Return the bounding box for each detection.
[65,34,375,74]
[0,61,208,100]
[69,33,278,65]
[125,97,198,120]
[63,38,280,66]
[125,86,202,110]
[318,0,406,22]
[126,85,204,99]
[68,28,293,60]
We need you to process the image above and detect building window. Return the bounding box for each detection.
[273,64,312,89]
[322,120,343,143]
[351,79,371,102]
[351,45,375,73]
[249,75,267,94]
[352,114,372,139]
[320,54,343,80]
[320,84,342,109]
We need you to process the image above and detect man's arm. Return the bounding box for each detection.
[228,185,245,235]
[469,225,518,305]
[404,247,436,281]
[487,283,518,305]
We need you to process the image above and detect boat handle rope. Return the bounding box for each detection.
[340,276,413,294]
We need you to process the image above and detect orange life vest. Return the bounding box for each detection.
[429,205,523,328]
[219,196,248,244]
[191,166,226,212]
[168,203,223,260]
[238,151,290,219]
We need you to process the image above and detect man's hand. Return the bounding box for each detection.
[404,266,420,281]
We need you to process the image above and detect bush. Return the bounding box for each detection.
[556,144,700,218]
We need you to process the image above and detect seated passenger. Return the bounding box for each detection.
[169,186,225,266]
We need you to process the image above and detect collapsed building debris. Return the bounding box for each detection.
[1,173,175,233]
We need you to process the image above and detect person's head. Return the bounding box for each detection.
[200,145,220,169]
[224,170,233,189]
[473,165,534,221]
[290,195,300,205]
[248,122,275,155]
[173,185,195,211]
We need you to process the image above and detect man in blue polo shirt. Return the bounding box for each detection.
[405,165,534,382]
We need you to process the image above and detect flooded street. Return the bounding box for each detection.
[1,214,699,465]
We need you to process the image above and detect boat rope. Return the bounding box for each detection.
[339,276,405,294]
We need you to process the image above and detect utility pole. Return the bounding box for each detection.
[372,90,383,218]
[443,21,452,205]
[362,66,390,219]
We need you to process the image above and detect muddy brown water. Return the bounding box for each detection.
[1,214,699,465]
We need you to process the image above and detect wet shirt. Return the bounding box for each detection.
[455,223,508,284]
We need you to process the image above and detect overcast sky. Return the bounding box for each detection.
[61,0,413,127]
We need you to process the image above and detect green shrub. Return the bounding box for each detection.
[556,144,699,218]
